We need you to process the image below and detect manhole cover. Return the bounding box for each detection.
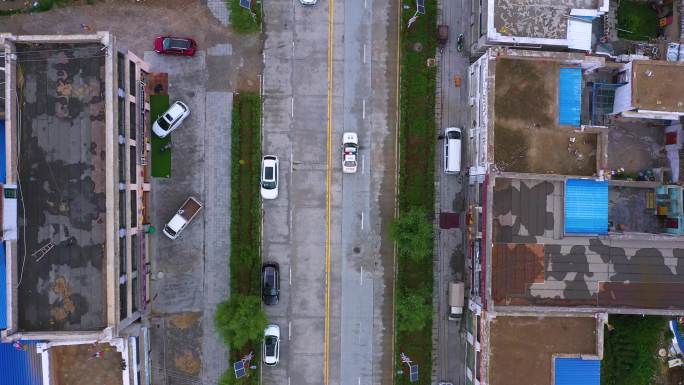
[353,247,361,253]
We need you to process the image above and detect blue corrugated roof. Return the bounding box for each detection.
[555,357,600,385]
[565,179,608,234]
[559,68,582,126]
[0,342,44,385]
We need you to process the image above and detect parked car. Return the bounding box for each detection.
[443,127,462,174]
[162,197,203,240]
[261,155,279,200]
[263,325,280,366]
[154,36,197,56]
[342,132,358,173]
[262,263,280,305]
[152,101,190,138]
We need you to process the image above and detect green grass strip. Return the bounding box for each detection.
[227,0,262,34]
[395,1,437,384]
[218,92,262,385]
[149,95,171,178]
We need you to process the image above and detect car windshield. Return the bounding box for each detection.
[344,160,357,167]
[164,38,191,50]
[262,180,276,189]
[265,336,277,355]
[447,130,461,140]
[157,116,170,130]
[164,225,176,237]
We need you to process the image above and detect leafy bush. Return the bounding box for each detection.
[391,209,433,263]
[396,291,432,333]
[602,315,668,385]
[215,295,268,350]
[227,0,261,34]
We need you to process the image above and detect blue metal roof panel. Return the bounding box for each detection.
[555,357,600,385]
[565,179,609,234]
[0,243,5,330]
[0,341,44,385]
[559,68,582,126]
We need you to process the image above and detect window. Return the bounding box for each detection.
[119,236,126,275]
[117,53,126,91]
[130,147,137,183]
[131,234,138,273]
[129,102,137,140]
[118,144,126,181]
[118,97,126,135]
[129,61,137,95]
[130,191,138,227]
[119,190,126,229]
[120,282,128,320]
[132,277,139,312]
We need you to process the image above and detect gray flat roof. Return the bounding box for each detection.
[15,42,107,331]
[491,177,684,309]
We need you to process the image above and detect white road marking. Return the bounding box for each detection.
[289,265,292,285]
[361,211,364,230]
[289,321,292,340]
[360,266,363,285]
[362,99,366,119]
[363,44,366,64]
[288,377,291,385]
[291,96,294,117]
[358,377,361,385]
[364,0,366,8]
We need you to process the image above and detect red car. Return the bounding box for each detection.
[154,36,197,56]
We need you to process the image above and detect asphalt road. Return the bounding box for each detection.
[432,0,471,383]
[262,0,397,384]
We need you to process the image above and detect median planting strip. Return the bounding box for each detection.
[150,95,171,178]
[394,1,437,384]
[216,92,266,385]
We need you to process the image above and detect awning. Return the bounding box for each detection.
[555,357,600,385]
[564,179,609,234]
[559,68,582,126]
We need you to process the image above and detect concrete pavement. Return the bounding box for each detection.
[262,0,397,384]
[432,0,472,383]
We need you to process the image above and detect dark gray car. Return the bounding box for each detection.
[262,263,280,305]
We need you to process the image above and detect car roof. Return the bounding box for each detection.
[167,214,186,232]
[166,37,192,48]
[263,157,277,168]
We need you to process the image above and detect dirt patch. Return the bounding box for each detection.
[489,316,597,385]
[0,0,263,92]
[51,343,123,385]
[493,58,596,175]
[174,350,201,375]
[50,277,76,322]
[169,312,202,329]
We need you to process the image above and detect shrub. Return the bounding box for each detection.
[396,291,432,333]
[390,209,433,263]
[215,295,268,350]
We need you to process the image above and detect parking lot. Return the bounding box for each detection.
[1,1,260,384]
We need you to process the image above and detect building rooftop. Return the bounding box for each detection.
[491,177,684,309]
[488,315,598,385]
[494,0,599,40]
[493,57,597,175]
[50,343,123,385]
[15,42,107,331]
[632,60,684,113]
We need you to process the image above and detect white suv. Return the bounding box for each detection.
[263,324,280,366]
[152,101,190,138]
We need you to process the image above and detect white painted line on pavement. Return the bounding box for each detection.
[362,99,366,119]
[361,211,364,230]
[288,377,291,385]
[364,0,367,8]
[363,44,366,64]
[291,96,294,118]
[289,321,292,340]
[289,265,292,285]
[358,377,361,385]
[360,266,364,285]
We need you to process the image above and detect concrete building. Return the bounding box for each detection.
[1,32,154,385]
[463,48,684,385]
[469,0,609,55]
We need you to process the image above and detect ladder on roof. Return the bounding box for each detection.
[32,241,55,262]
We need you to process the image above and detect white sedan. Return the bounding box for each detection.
[261,155,279,200]
[263,324,280,366]
[152,101,190,138]
[342,132,359,173]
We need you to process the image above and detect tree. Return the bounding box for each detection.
[390,208,433,263]
[215,295,267,350]
[396,292,432,333]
